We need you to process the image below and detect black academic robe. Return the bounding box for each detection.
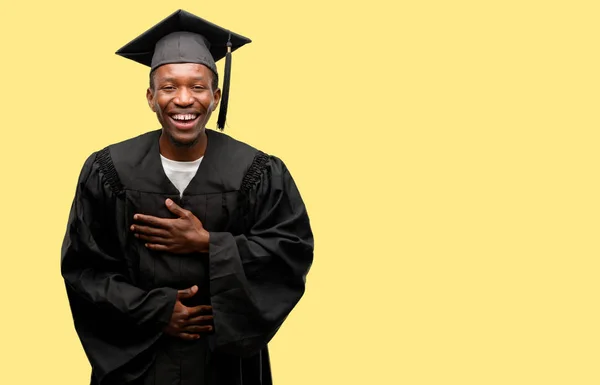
[60,129,314,385]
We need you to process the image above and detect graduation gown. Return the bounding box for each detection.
[60,129,314,385]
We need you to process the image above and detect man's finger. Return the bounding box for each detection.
[183,325,214,334]
[136,234,172,245]
[131,224,170,238]
[145,243,170,251]
[185,314,214,325]
[166,199,190,219]
[188,304,213,316]
[133,214,172,229]
[177,285,199,300]
[177,332,201,341]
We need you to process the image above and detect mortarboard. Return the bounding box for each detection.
[115,9,252,129]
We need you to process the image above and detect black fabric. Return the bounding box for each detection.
[240,152,270,194]
[61,129,313,385]
[95,147,124,196]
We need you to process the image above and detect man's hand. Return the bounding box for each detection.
[164,285,214,341]
[131,198,210,253]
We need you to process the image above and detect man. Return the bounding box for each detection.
[60,9,314,385]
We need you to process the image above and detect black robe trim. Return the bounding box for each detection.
[95,147,125,196]
[240,151,270,194]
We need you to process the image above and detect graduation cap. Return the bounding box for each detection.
[115,9,252,129]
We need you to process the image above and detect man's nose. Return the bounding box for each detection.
[174,88,194,107]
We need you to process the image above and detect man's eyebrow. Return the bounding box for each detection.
[156,76,206,83]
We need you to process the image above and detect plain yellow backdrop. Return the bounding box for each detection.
[1,0,600,384]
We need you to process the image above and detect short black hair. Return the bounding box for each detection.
[149,67,219,91]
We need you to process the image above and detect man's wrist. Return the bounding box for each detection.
[197,230,210,253]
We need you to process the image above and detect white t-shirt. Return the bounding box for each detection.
[160,155,203,197]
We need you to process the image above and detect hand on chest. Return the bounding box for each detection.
[122,188,242,291]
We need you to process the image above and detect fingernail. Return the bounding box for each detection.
[166,199,172,206]
[134,215,138,220]
[130,225,135,231]
[134,234,139,238]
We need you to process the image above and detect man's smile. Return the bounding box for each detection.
[168,113,201,130]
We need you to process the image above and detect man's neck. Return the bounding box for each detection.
[159,130,207,161]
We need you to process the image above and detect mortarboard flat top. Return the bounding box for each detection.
[115,9,251,73]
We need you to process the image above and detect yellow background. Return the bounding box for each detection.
[1,0,599,384]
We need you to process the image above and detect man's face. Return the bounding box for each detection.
[147,63,221,147]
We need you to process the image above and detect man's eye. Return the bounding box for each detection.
[162,86,176,91]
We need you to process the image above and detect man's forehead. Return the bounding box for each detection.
[153,63,214,79]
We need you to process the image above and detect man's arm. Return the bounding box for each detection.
[207,154,314,357]
[61,152,177,384]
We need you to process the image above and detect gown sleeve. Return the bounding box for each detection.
[60,152,178,385]
[208,154,314,357]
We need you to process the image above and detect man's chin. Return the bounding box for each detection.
[165,127,203,147]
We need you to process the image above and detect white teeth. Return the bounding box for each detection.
[172,114,198,121]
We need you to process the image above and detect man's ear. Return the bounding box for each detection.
[212,88,222,112]
[146,88,156,112]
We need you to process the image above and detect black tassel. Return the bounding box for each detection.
[217,34,232,130]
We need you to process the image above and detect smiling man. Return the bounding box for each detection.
[60,9,314,385]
